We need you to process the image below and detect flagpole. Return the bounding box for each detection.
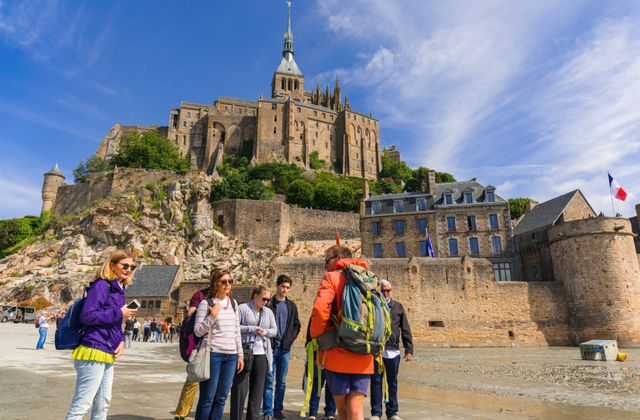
[609,171,615,216]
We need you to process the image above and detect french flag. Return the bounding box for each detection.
[608,173,627,201]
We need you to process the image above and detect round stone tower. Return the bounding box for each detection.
[41,164,65,214]
[548,217,640,346]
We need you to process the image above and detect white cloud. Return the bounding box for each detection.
[0,177,42,219]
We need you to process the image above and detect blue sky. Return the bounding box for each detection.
[1,0,640,219]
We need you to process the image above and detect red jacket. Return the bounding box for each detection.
[310,258,374,374]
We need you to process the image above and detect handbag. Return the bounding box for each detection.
[241,309,263,373]
[186,324,212,382]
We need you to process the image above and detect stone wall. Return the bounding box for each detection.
[274,256,572,348]
[110,167,176,194]
[549,217,640,346]
[213,199,360,250]
[289,207,360,241]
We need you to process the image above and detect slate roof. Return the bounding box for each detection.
[513,190,587,236]
[276,54,303,76]
[127,265,180,297]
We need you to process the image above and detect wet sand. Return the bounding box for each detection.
[1,323,639,419]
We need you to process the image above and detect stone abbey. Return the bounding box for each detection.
[95,5,381,180]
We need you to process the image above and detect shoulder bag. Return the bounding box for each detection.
[186,320,213,382]
[241,309,263,373]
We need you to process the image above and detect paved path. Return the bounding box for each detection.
[1,323,639,419]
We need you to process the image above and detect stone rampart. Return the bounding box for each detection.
[275,256,572,348]
[549,217,640,346]
[289,207,360,241]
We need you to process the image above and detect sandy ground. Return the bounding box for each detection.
[1,323,639,419]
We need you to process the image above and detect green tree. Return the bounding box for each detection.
[111,131,190,172]
[309,151,325,170]
[379,155,413,182]
[286,179,315,207]
[508,198,530,220]
[0,215,49,257]
[371,179,402,195]
[73,156,114,183]
[436,171,455,183]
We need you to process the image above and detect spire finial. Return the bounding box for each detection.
[283,2,294,58]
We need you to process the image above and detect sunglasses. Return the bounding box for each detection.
[325,255,338,264]
[219,279,234,285]
[117,263,137,271]
[381,289,392,293]
[261,297,270,303]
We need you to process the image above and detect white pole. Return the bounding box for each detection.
[609,171,615,216]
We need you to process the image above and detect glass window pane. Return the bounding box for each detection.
[395,242,406,257]
[417,218,427,234]
[469,238,479,254]
[373,243,383,258]
[489,214,499,229]
[467,216,477,230]
[372,202,381,215]
[416,198,427,211]
[447,216,456,231]
[393,200,404,213]
[445,193,453,205]
[448,239,458,256]
[487,191,495,202]
[419,241,427,256]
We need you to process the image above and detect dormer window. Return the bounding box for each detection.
[416,198,427,211]
[393,200,404,213]
[371,201,382,215]
[464,192,473,204]
[444,193,453,205]
[486,190,495,202]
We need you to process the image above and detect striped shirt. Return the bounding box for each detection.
[194,296,243,356]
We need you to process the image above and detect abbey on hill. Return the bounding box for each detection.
[95,5,381,180]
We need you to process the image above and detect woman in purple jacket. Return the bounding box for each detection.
[65,250,138,420]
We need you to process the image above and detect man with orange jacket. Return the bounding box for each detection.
[310,245,372,420]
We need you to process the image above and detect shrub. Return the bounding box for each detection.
[309,151,325,170]
[111,130,190,173]
[286,179,315,207]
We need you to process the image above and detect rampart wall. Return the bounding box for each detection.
[289,207,360,241]
[275,256,572,347]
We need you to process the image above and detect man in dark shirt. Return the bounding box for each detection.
[262,275,301,420]
[150,319,158,342]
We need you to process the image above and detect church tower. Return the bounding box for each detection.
[41,163,65,214]
[271,2,305,100]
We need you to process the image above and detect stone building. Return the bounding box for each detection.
[629,204,640,253]
[95,4,381,180]
[127,265,184,322]
[513,190,596,281]
[41,164,65,214]
[360,172,514,280]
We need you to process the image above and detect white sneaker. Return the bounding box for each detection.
[388,415,402,420]
[370,416,381,420]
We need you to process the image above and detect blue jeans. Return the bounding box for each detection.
[370,356,400,417]
[262,347,290,415]
[309,367,336,417]
[195,352,238,420]
[36,327,48,349]
[66,359,114,420]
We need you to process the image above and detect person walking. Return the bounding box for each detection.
[263,275,301,420]
[310,245,373,420]
[369,280,413,420]
[193,268,244,420]
[143,319,151,342]
[35,311,54,350]
[65,249,138,420]
[174,286,209,420]
[150,319,158,342]
[133,318,140,342]
[230,286,277,420]
[124,315,134,348]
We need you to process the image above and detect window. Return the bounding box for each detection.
[493,262,512,281]
[417,218,427,234]
[273,127,277,134]
[467,215,477,230]
[419,240,427,256]
[274,115,278,122]
[147,300,154,309]
[373,243,383,258]
[469,237,479,255]
[322,113,326,118]
[486,190,495,202]
[372,222,381,236]
[141,300,147,309]
[393,200,404,213]
[447,216,456,231]
[448,238,458,256]
[330,115,334,120]
[314,111,318,116]
[393,220,405,235]
[416,198,427,211]
[395,242,406,257]
[297,107,301,112]
[272,103,277,110]
[182,121,186,128]
[155,300,161,308]
[444,193,453,205]
[489,214,499,229]
[464,191,473,204]
[491,236,503,254]
[190,121,194,127]
[371,202,381,215]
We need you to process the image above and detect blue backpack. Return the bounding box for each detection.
[55,279,114,350]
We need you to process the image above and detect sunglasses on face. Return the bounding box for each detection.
[261,297,270,303]
[381,289,392,293]
[117,263,137,271]
[219,279,233,285]
[325,255,338,264]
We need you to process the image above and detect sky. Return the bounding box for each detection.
[1,0,640,219]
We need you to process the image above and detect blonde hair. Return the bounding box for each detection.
[97,249,135,286]
[208,268,232,298]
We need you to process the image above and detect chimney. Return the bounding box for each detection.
[526,199,539,212]
[425,171,436,195]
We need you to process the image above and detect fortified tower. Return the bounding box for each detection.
[548,217,640,346]
[41,164,65,214]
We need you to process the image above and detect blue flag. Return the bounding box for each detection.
[425,228,435,257]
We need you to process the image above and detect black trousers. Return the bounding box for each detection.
[230,354,269,420]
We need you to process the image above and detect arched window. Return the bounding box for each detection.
[294,80,299,90]
[281,79,286,90]
[288,79,292,90]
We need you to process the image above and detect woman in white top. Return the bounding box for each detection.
[230,285,277,420]
[193,268,244,420]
